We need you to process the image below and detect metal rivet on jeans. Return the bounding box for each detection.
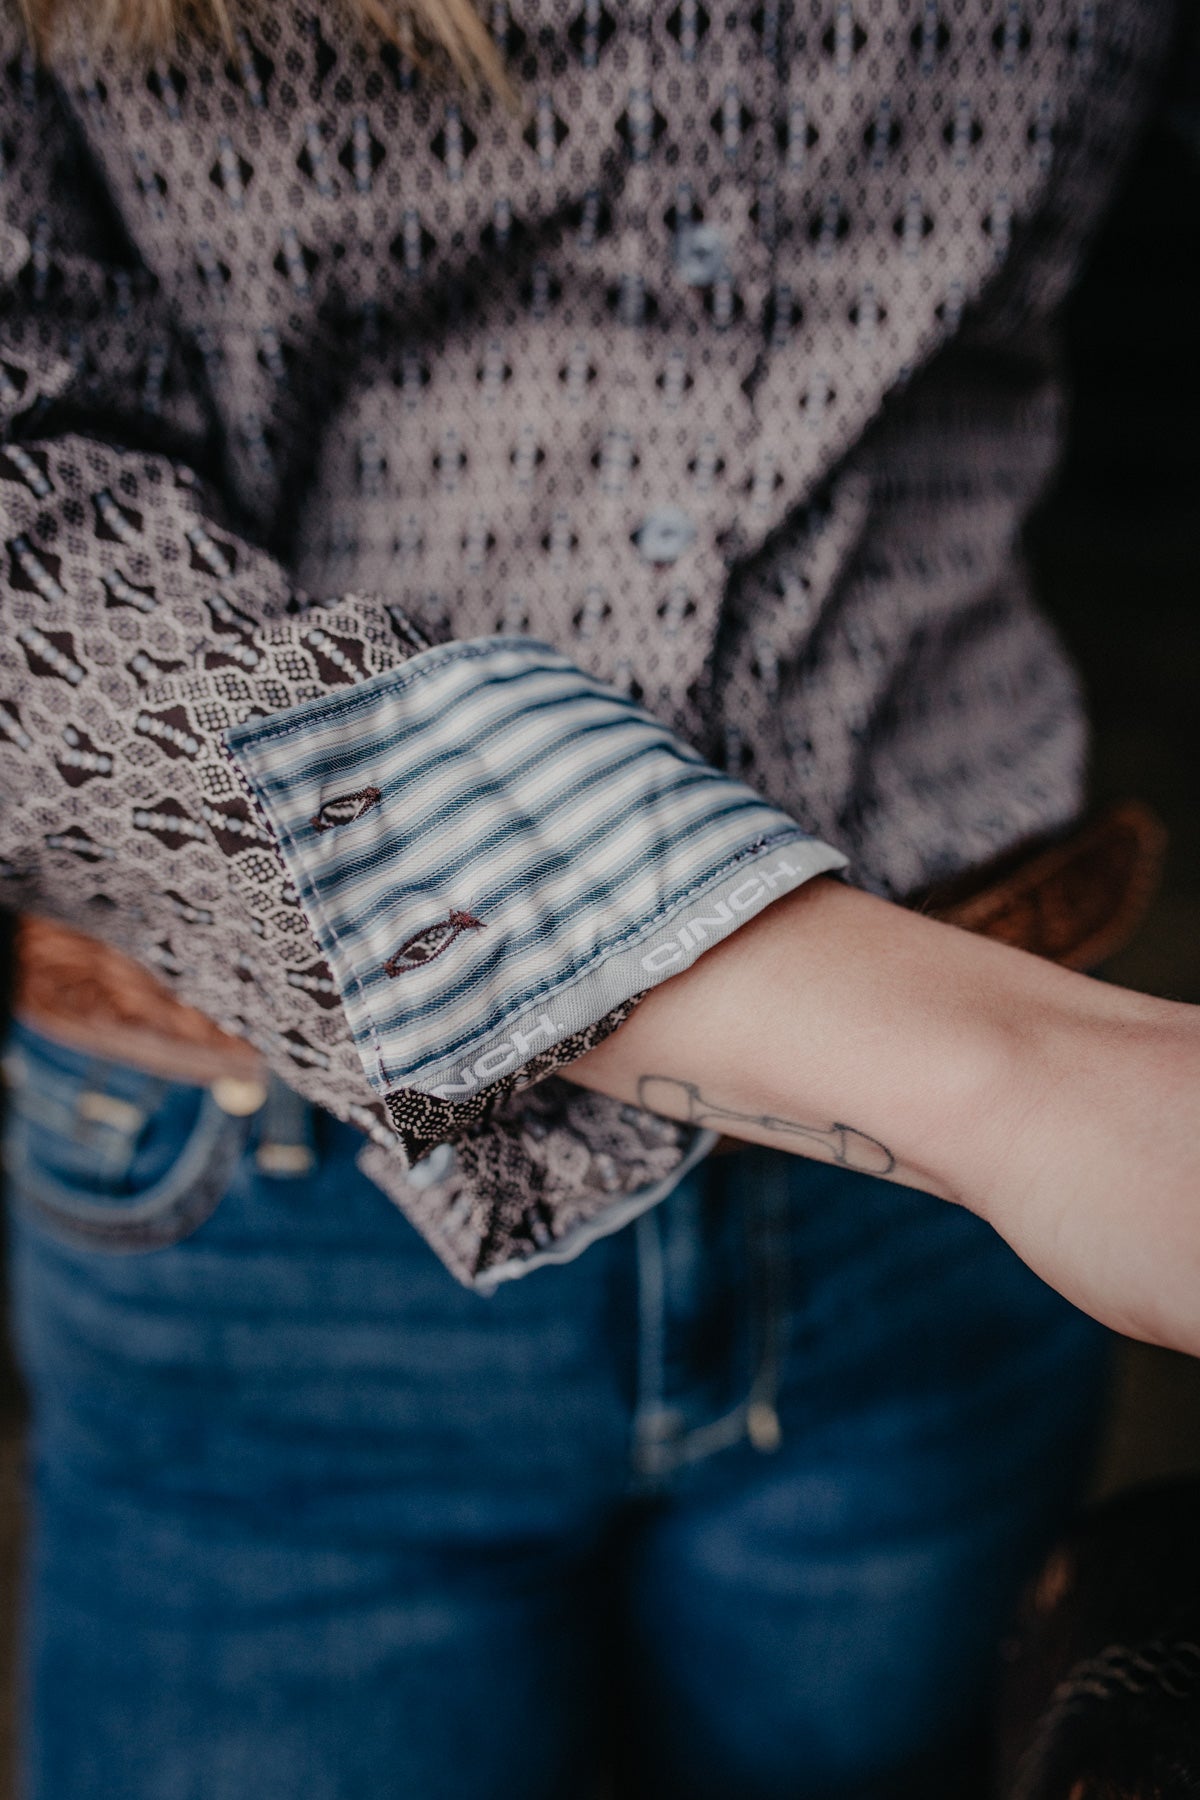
[747,1400,783,1453]
[210,1076,268,1117]
[256,1141,317,1177]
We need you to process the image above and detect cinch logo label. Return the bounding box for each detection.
[430,1011,567,1098]
[639,856,805,974]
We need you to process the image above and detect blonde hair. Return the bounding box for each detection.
[21,0,515,100]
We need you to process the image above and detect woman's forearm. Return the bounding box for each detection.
[571,876,1071,1208]
[569,876,1200,1354]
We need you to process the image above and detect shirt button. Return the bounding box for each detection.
[674,223,728,287]
[636,506,696,564]
[407,1141,457,1189]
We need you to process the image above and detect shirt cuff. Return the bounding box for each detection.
[225,636,847,1129]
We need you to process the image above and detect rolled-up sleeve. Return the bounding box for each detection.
[226,635,847,1154]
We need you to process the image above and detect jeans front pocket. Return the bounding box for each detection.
[2,1022,253,1253]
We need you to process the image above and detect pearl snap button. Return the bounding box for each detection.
[636,506,696,564]
[407,1141,457,1189]
[674,223,728,287]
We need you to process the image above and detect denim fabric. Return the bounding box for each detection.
[2,1020,1110,1800]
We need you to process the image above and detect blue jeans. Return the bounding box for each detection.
[2,1020,1109,1800]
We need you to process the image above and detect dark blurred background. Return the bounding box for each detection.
[1022,20,1200,1505]
[1023,18,1200,1492]
[1,40,1198,1798]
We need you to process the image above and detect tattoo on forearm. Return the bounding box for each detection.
[636,1075,897,1176]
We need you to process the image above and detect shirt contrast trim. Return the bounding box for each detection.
[225,636,848,1100]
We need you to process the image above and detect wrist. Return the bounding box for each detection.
[967,968,1200,1298]
[903,926,1134,1225]
[572,875,1064,1207]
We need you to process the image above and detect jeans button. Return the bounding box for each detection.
[635,506,696,564]
[210,1076,268,1117]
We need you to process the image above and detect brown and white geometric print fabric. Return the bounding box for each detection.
[0,404,713,1279]
[0,7,830,1281]
[0,0,1171,1282]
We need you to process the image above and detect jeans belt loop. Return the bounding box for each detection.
[255,1075,317,1179]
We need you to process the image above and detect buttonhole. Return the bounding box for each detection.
[310,785,382,833]
[384,910,485,977]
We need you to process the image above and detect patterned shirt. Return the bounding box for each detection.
[0,0,1168,1284]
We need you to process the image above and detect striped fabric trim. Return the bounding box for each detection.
[226,637,847,1101]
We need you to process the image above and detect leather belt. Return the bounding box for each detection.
[10,801,1167,1095]
[12,912,269,1104]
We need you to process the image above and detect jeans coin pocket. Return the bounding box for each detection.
[2,1024,251,1253]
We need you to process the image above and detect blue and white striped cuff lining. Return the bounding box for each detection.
[226,637,847,1103]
